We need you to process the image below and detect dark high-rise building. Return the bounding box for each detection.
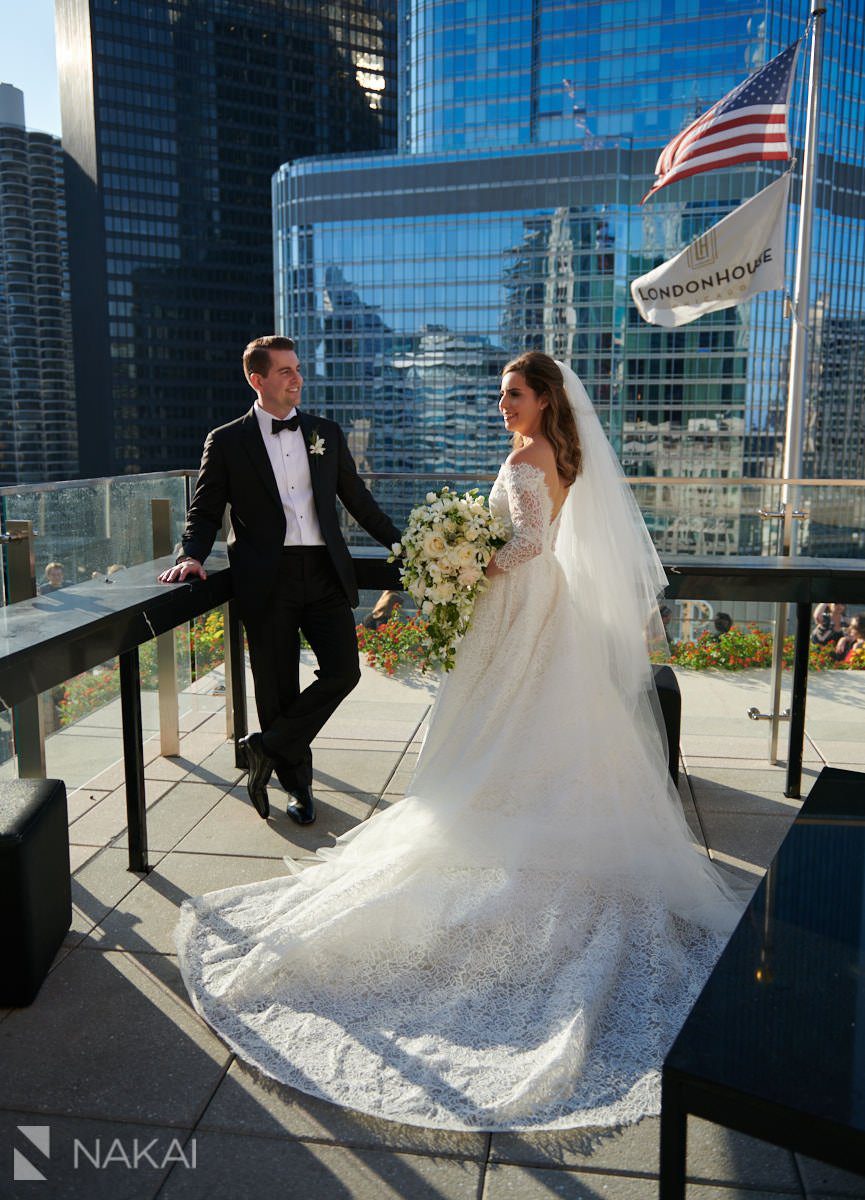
[55,0,396,476]
[0,84,78,484]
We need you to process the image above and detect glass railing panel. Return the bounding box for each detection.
[353,476,865,561]
[190,611,226,695]
[797,484,865,560]
[659,597,863,794]
[45,667,127,815]
[103,474,189,573]
[629,480,787,558]
[1,480,107,599]
[0,472,191,603]
[343,474,496,550]
[0,623,199,781]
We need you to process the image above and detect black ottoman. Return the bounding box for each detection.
[0,779,71,1006]
[653,665,682,786]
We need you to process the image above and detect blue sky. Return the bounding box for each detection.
[0,0,61,135]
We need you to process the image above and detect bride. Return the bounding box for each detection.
[175,353,742,1131]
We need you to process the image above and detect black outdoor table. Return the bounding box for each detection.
[659,765,865,1197]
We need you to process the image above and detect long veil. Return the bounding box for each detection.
[553,361,739,922]
[554,360,669,707]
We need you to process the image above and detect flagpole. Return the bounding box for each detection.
[768,0,826,766]
[782,1,825,496]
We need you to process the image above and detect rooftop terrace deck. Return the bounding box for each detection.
[1,659,864,1199]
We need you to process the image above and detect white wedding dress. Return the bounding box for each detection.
[176,460,741,1131]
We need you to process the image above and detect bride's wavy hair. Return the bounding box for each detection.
[503,352,582,484]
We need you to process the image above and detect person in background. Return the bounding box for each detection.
[39,562,66,594]
[812,602,847,646]
[712,612,733,638]
[834,614,865,664]
[362,590,401,631]
[658,603,675,646]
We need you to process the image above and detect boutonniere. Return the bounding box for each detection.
[308,429,326,456]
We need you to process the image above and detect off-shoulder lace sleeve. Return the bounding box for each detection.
[494,462,551,572]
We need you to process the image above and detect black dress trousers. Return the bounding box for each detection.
[244,547,361,789]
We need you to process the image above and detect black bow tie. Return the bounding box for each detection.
[271,414,300,434]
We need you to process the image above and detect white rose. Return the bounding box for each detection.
[458,566,482,586]
[464,527,479,541]
[391,542,402,556]
[428,580,455,604]
[426,492,437,504]
[422,531,447,559]
[421,599,434,615]
[455,543,477,566]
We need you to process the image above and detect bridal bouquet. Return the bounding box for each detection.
[390,486,508,671]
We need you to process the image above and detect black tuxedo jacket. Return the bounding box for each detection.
[180,406,401,617]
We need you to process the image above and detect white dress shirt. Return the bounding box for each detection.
[254,403,325,546]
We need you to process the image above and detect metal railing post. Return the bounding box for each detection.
[767,601,788,763]
[120,646,149,873]
[217,507,246,746]
[749,500,806,758]
[785,602,812,798]
[223,600,235,739]
[226,601,247,758]
[152,499,180,757]
[5,521,46,778]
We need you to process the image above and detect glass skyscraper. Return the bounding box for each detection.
[56,0,397,477]
[0,85,78,484]
[274,1,865,553]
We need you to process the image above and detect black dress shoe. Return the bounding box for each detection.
[286,785,316,825]
[239,732,273,819]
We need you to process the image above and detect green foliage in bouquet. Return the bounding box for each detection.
[390,485,508,672]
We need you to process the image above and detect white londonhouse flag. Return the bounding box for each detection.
[631,173,790,328]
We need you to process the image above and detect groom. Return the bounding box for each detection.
[158,335,402,824]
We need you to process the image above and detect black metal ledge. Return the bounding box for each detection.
[662,554,865,604]
[0,551,232,709]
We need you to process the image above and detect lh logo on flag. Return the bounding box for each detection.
[687,230,719,269]
[631,173,790,327]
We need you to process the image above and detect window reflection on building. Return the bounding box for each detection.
[275,0,865,554]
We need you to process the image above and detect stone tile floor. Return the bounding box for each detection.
[1,660,863,1199]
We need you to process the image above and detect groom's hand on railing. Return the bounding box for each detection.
[158,557,207,584]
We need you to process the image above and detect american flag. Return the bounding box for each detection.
[642,41,800,203]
